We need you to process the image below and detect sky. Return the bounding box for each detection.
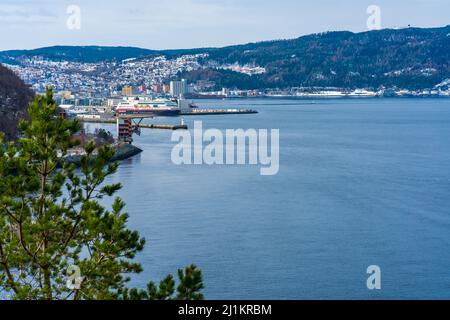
[0,0,448,51]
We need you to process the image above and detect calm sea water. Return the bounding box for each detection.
[90,98,450,299]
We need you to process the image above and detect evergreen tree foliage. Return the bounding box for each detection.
[0,88,204,300]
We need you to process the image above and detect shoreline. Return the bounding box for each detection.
[64,143,143,166]
[195,95,450,100]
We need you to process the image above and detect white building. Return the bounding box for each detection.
[170,79,188,97]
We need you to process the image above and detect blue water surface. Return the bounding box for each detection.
[92,98,450,299]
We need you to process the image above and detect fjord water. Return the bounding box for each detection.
[98,98,450,299]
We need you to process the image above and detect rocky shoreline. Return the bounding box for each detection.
[64,143,143,166]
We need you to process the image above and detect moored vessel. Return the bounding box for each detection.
[115,97,180,117]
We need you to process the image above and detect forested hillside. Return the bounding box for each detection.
[0,64,34,140]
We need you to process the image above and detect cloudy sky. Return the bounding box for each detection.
[0,0,448,51]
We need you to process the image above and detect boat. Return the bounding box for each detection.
[115,97,180,117]
[67,108,89,119]
[347,89,378,97]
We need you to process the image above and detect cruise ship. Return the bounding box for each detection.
[115,97,180,117]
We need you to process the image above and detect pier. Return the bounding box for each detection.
[135,124,188,130]
[180,109,258,116]
[79,117,116,124]
[79,117,187,130]
[77,107,257,142]
[79,118,188,130]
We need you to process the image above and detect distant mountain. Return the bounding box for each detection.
[177,26,450,90]
[0,64,34,140]
[0,46,159,64]
[1,26,449,90]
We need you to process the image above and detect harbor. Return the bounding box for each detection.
[66,95,259,158]
[77,107,258,124]
[75,97,259,142]
[78,107,258,126]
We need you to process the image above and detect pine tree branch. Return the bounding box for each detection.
[0,241,18,295]
[17,216,45,269]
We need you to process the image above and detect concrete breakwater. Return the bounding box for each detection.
[111,143,143,161]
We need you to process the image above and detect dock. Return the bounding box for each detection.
[180,109,258,116]
[135,124,187,130]
[77,108,258,131]
[79,117,116,124]
[78,117,187,130]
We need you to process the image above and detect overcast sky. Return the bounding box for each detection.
[0,0,448,51]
